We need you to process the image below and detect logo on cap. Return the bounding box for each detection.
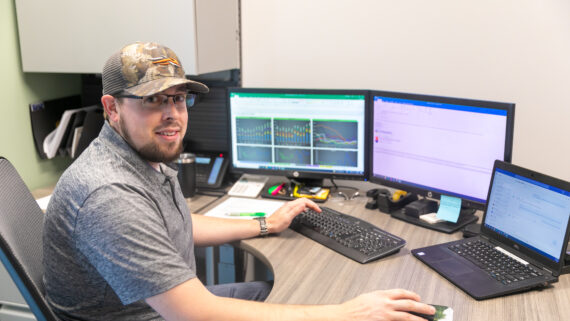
[149,56,181,67]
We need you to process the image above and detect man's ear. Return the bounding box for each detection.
[101,95,120,123]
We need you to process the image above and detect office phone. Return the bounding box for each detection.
[195,154,229,189]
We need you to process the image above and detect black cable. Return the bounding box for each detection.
[327,178,361,200]
[329,178,339,190]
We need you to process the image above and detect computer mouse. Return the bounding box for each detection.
[407,311,435,321]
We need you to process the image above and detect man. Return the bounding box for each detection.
[43,42,435,320]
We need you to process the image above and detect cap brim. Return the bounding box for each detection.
[125,77,209,96]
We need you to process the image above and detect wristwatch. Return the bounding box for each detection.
[255,217,269,236]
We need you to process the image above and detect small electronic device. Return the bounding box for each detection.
[227,87,369,189]
[403,199,439,218]
[409,304,453,321]
[293,184,330,201]
[195,154,229,189]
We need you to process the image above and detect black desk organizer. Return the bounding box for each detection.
[29,95,104,159]
[370,190,479,234]
[29,95,82,159]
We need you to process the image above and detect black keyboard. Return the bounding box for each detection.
[449,240,543,285]
[290,206,406,263]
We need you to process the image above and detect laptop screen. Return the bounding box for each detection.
[484,168,570,263]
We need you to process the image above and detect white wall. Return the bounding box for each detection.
[241,0,570,181]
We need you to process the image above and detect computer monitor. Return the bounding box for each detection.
[227,88,369,185]
[369,90,515,211]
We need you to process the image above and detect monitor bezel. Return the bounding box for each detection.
[368,90,515,210]
[227,87,370,182]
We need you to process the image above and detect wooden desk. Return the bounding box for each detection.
[37,184,570,320]
[230,195,570,321]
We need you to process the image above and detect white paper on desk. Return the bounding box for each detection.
[204,197,285,220]
[36,194,52,211]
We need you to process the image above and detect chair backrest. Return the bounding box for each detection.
[0,157,58,321]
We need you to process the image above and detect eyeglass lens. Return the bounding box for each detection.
[141,93,196,108]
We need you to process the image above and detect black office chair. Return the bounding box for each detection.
[0,157,58,321]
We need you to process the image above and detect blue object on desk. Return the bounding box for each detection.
[436,195,462,223]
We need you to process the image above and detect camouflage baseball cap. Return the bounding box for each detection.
[102,42,209,96]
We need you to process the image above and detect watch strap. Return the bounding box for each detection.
[255,217,269,236]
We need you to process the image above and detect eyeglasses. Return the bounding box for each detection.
[115,92,197,109]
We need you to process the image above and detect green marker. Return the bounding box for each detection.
[225,212,266,217]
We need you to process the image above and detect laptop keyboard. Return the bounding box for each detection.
[449,240,544,285]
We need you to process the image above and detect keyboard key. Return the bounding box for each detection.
[448,240,542,285]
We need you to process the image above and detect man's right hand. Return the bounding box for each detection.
[266,198,321,234]
[338,289,436,321]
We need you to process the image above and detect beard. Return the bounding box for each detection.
[119,117,184,164]
[134,139,184,163]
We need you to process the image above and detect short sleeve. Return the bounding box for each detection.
[74,183,195,305]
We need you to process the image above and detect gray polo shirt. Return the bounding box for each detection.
[43,122,196,321]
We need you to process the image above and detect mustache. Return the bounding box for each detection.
[154,121,184,131]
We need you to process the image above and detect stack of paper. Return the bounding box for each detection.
[42,105,99,159]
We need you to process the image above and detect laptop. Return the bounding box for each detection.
[412,160,570,300]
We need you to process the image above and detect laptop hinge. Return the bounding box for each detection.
[542,266,555,276]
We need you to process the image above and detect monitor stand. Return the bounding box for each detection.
[390,197,478,234]
[260,178,328,203]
